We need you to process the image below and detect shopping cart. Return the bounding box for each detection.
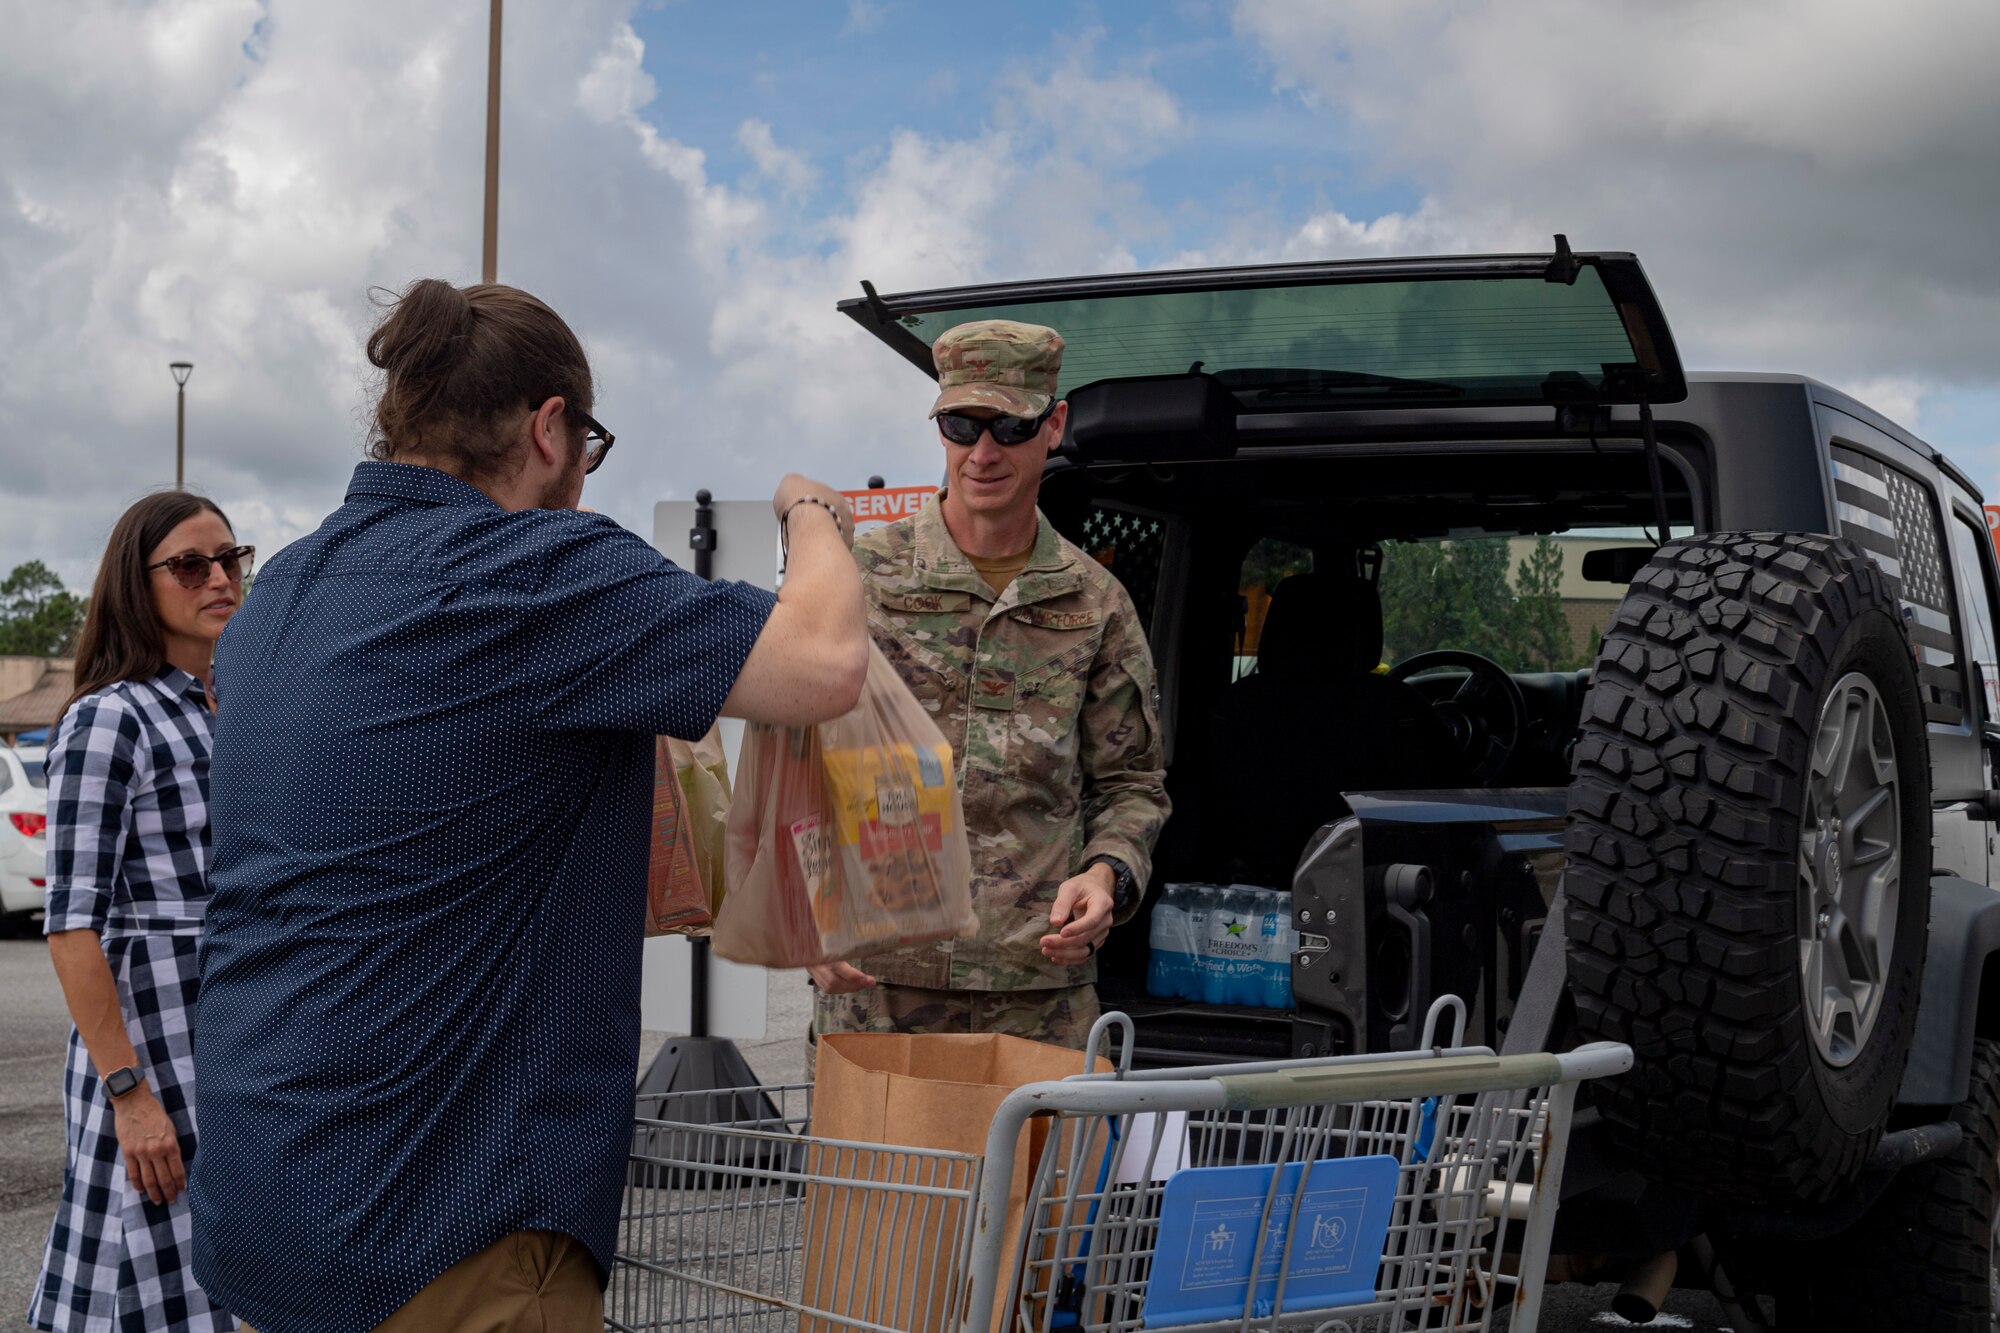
[607,997,1632,1333]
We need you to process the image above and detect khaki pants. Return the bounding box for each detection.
[243,1229,600,1333]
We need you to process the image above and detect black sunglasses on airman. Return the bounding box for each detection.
[147,545,256,590]
[936,405,1055,447]
[573,408,615,474]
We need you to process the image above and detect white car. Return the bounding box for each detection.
[0,744,48,928]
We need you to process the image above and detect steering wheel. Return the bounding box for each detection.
[1386,650,1526,786]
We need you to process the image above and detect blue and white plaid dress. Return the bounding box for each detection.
[30,670,236,1333]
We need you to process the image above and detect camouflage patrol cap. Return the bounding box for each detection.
[929,319,1064,419]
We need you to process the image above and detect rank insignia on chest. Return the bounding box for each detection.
[973,667,1018,711]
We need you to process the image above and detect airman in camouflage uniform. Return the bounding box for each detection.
[810,320,1170,1053]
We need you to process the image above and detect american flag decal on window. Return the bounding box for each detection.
[1831,447,1964,725]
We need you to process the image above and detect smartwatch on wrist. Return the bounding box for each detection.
[102,1065,143,1100]
[1086,856,1137,912]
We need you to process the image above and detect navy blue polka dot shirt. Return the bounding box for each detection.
[188,463,776,1333]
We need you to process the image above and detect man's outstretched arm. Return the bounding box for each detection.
[721,474,868,725]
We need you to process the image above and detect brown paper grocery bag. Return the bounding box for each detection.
[644,736,710,936]
[801,1032,1109,1333]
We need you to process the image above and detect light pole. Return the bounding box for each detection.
[482,0,502,284]
[169,362,193,491]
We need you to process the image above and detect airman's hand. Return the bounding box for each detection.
[1040,863,1117,966]
[808,962,877,994]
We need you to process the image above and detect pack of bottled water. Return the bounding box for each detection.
[1147,883,1299,1009]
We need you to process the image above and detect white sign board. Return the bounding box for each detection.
[642,498,788,1041]
[638,935,767,1039]
[654,500,782,589]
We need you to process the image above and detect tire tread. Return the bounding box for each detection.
[1565,532,1926,1203]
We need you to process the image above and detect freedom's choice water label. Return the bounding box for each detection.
[1203,889,1265,1005]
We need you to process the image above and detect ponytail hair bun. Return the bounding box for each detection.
[364,279,593,480]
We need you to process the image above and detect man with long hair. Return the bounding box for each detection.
[187,280,866,1333]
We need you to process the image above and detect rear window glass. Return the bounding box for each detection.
[1831,447,1965,725]
[25,759,45,789]
[891,267,1644,410]
[1379,531,1653,674]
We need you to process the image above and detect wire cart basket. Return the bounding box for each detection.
[607,997,1632,1333]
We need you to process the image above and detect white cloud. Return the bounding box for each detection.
[996,42,1185,167]
[842,0,889,36]
[737,119,817,196]
[0,2,1190,589]
[1231,0,2000,394]
[1162,196,1516,271]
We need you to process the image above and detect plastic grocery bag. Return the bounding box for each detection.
[713,643,977,966]
[671,728,733,917]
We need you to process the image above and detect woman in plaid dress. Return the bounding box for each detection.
[30,492,252,1333]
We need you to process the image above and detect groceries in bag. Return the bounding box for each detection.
[645,733,716,936]
[670,727,732,917]
[712,643,977,966]
[802,1031,1112,1333]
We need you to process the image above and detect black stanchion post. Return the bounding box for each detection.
[635,489,778,1132]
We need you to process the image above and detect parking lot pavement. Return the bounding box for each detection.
[0,935,71,1328]
[0,944,1736,1331]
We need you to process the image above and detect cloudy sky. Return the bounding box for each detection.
[3,0,1997,589]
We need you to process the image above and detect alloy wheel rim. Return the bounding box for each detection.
[1797,671,1901,1070]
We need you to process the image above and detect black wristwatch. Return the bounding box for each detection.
[102,1065,143,1099]
[1086,856,1137,912]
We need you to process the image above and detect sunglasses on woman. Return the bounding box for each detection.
[936,405,1055,447]
[147,545,256,590]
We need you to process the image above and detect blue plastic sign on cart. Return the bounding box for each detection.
[1141,1155,1399,1328]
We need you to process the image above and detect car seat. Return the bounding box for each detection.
[1205,572,1466,886]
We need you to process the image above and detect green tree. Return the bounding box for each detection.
[1378,537,1518,665]
[0,561,87,657]
[1506,537,1574,671]
[1240,538,1313,597]
[1380,536,1596,673]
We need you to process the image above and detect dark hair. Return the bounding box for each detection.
[364,279,594,480]
[64,491,233,719]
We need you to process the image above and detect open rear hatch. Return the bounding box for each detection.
[837,241,1688,1065]
[838,239,1688,450]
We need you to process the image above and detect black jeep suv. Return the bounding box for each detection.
[841,244,2000,1328]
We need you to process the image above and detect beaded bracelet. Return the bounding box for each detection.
[780,494,849,557]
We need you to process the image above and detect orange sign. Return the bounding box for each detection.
[841,485,937,532]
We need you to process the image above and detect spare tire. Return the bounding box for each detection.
[1566,532,1932,1204]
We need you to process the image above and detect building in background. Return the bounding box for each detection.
[0,657,73,746]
